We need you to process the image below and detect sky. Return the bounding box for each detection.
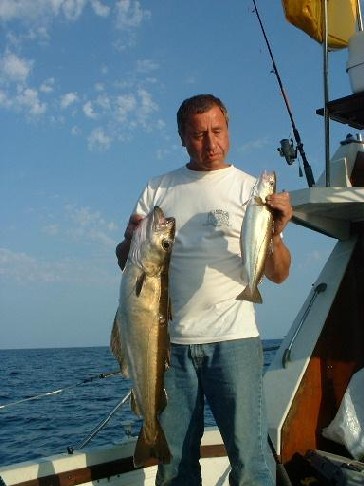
[0,0,362,349]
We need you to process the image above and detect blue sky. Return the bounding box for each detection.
[0,0,362,349]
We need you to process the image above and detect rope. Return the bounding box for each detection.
[0,370,121,410]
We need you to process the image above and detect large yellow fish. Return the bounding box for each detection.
[237,171,276,303]
[110,206,175,467]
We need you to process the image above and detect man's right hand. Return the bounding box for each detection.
[123,214,144,241]
[116,214,144,270]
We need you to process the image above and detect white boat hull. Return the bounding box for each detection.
[0,427,231,486]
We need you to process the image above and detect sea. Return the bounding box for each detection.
[0,340,281,468]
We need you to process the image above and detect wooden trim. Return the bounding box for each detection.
[7,444,227,486]
[280,230,364,467]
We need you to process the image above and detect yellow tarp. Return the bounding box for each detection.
[282,0,358,49]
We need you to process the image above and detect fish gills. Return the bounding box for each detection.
[237,171,276,303]
[110,206,175,467]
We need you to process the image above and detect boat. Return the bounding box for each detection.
[264,1,364,482]
[264,114,364,484]
[2,3,364,486]
[0,427,232,486]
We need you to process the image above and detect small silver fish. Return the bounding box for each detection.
[110,206,175,467]
[237,171,276,303]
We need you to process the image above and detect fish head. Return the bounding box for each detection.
[129,206,175,275]
[256,170,276,202]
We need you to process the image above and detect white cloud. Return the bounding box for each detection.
[61,0,85,20]
[27,26,50,41]
[83,100,97,118]
[0,204,119,283]
[238,137,270,153]
[114,0,151,29]
[16,86,47,115]
[60,91,78,109]
[0,52,48,116]
[0,247,116,284]
[0,0,58,22]
[137,88,158,126]
[0,0,86,23]
[78,88,161,149]
[65,204,117,246]
[0,52,33,83]
[91,0,110,17]
[88,127,112,150]
[4,0,89,22]
[115,93,136,122]
[95,93,111,111]
[0,89,11,109]
[95,82,104,92]
[42,224,60,236]
[40,77,55,93]
[0,247,62,282]
[136,59,159,73]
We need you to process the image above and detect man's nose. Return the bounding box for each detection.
[205,132,216,150]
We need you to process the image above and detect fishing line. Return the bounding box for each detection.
[67,390,132,453]
[0,370,121,410]
[252,0,316,187]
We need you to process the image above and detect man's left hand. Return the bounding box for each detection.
[266,191,292,236]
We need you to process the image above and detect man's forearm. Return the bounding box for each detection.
[264,234,291,283]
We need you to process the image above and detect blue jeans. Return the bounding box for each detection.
[155,338,275,486]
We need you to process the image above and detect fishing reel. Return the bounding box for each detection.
[277,138,297,165]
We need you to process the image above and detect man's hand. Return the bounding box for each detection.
[266,191,292,236]
[123,214,144,241]
[116,213,144,270]
[264,192,292,283]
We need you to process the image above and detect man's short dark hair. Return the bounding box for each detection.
[177,94,229,136]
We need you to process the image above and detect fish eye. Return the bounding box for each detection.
[162,239,170,251]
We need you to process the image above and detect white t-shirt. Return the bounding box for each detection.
[133,164,259,344]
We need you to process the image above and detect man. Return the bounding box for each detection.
[116,94,292,485]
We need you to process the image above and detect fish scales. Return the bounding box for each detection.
[237,171,276,303]
[111,206,175,467]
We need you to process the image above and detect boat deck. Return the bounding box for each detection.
[316,91,364,130]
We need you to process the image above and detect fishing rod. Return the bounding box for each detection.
[252,0,316,188]
[0,370,121,410]
[67,390,132,453]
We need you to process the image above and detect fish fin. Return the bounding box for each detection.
[110,308,129,377]
[133,422,172,467]
[236,286,263,304]
[130,389,143,417]
[135,272,146,296]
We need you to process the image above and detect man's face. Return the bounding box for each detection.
[180,105,230,171]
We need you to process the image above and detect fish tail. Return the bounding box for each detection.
[236,285,263,304]
[133,423,171,467]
